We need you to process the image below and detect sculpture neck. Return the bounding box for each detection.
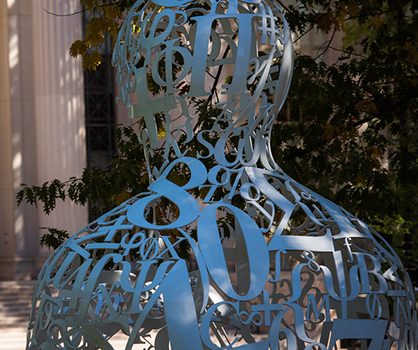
[145,101,280,181]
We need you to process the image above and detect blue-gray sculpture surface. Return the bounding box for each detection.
[26,0,417,349]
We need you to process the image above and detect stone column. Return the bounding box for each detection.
[0,0,88,280]
[0,0,40,279]
[31,0,88,244]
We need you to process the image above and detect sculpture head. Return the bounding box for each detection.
[112,0,293,148]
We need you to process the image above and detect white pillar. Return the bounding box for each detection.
[0,0,40,279]
[31,0,88,239]
[0,0,88,280]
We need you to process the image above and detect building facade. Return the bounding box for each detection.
[0,0,87,280]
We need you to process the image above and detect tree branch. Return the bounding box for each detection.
[43,1,122,17]
[315,27,337,60]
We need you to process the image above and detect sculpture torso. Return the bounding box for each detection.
[26,0,417,349]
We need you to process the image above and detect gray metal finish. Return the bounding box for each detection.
[27,0,417,349]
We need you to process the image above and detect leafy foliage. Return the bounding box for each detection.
[69,0,136,70]
[273,0,418,273]
[19,124,152,217]
[39,228,70,250]
[20,0,418,280]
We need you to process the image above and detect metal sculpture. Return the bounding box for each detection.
[27,0,417,349]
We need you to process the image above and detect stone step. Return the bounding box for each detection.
[0,307,32,314]
[0,284,34,287]
[0,299,33,308]
[0,317,30,323]
[0,288,34,292]
[0,291,32,296]
[0,284,35,289]
[0,319,30,329]
[0,294,32,300]
[0,294,32,305]
[0,288,35,296]
[0,281,36,288]
[0,307,32,313]
[0,308,31,316]
[0,302,31,310]
[0,281,35,333]
[0,307,31,316]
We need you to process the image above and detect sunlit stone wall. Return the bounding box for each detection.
[0,0,87,280]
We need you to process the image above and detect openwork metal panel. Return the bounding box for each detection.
[83,13,115,168]
[27,0,417,349]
